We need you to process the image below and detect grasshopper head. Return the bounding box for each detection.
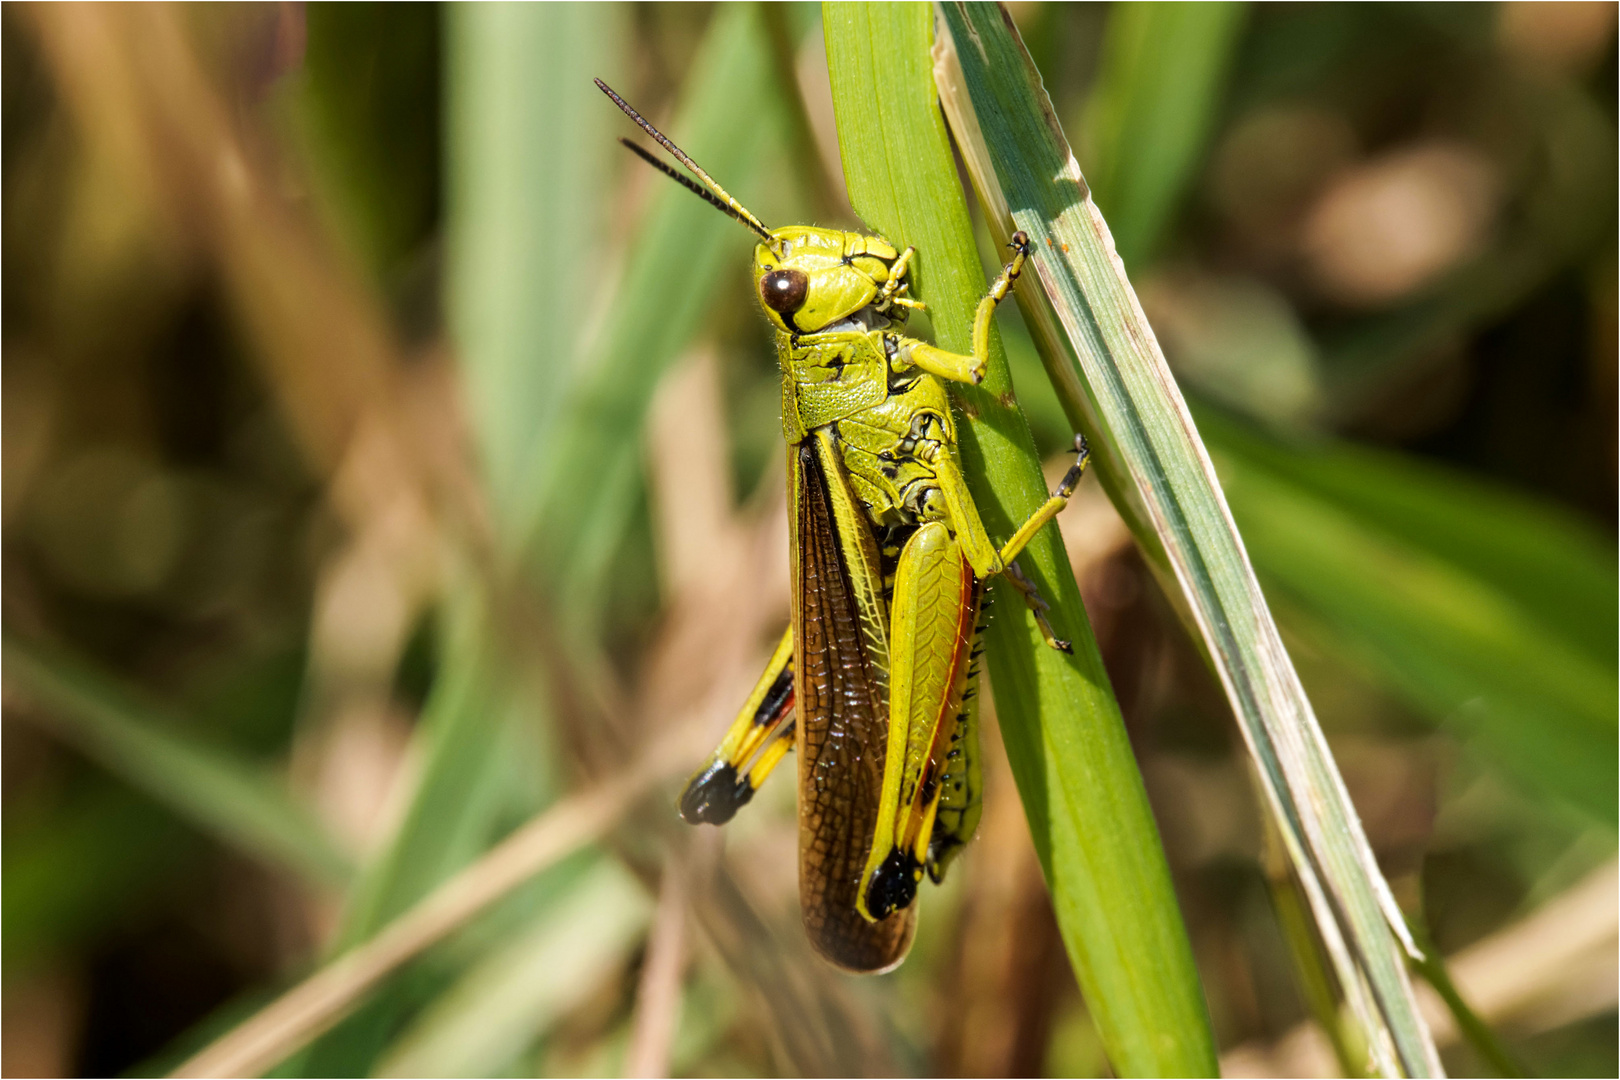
[754,227,904,335]
[595,83,906,336]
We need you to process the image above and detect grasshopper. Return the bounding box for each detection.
[599,80,1089,973]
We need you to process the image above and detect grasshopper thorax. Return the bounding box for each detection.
[754,227,905,336]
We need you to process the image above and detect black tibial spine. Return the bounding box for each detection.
[925,710,972,884]
[678,759,754,825]
[865,847,924,920]
[927,625,985,883]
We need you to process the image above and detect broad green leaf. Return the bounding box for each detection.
[823,6,1216,1075]
[932,6,1440,1075]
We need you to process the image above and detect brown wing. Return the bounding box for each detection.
[792,437,916,973]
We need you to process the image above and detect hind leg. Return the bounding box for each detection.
[678,628,796,825]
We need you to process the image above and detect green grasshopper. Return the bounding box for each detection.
[599,80,1088,973]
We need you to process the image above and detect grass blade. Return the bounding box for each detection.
[448,2,628,551]
[172,752,672,1079]
[1206,410,1616,668]
[332,586,548,943]
[933,5,1442,1075]
[1404,918,1529,1078]
[1213,436,1617,824]
[4,636,351,890]
[331,1,632,950]
[1080,1,1247,270]
[823,5,1216,1074]
[290,13,635,1065]
[374,859,649,1078]
[533,5,789,617]
[293,585,555,1075]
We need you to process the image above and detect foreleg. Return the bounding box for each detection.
[892,231,1032,385]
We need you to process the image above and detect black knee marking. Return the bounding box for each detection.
[678,760,753,825]
[864,848,923,919]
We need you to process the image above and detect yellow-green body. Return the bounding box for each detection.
[681,222,1087,971]
[593,80,1081,970]
[764,227,1031,582]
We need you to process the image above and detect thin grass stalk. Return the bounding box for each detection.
[823,5,1216,1074]
[1405,919,1528,1078]
[623,859,689,1079]
[932,4,1442,1074]
[169,731,692,1079]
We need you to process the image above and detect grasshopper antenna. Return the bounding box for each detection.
[596,78,774,243]
[616,139,773,241]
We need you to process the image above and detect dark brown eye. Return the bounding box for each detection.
[759,268,809,314]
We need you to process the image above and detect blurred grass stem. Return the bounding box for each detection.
[1406,920,1526,1078]
[623,860,689,1079]
[1263,821,1368,1076]
[1226,859,1618,1073]
[171,733,694,1079]
[6,638,353,890]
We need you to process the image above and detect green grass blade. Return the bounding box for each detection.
[932,5,1441,1075]
[332,0,629,959]
[374,859,649,1078]
[1080,1,1247,270]
[448,1,627,551]
[332,587,550,944]
[309,3,625,1030]
[295,8,755,1068]
[533,4,787,614]
[1210,421,1618,823]
[4,636,351,889]
[823,6,1215,1075]
[1404,917,1529,1078]
[295,586,551,1076]
[1205,411,1617,668]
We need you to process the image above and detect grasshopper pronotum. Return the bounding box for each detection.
[599,80,1088,973]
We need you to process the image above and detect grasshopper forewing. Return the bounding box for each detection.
[598,80,1090,972]
[792,436,917,968]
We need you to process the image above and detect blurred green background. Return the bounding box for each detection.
[2,3,1614,1077]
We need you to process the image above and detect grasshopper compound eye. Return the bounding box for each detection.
[760,268,809,314]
